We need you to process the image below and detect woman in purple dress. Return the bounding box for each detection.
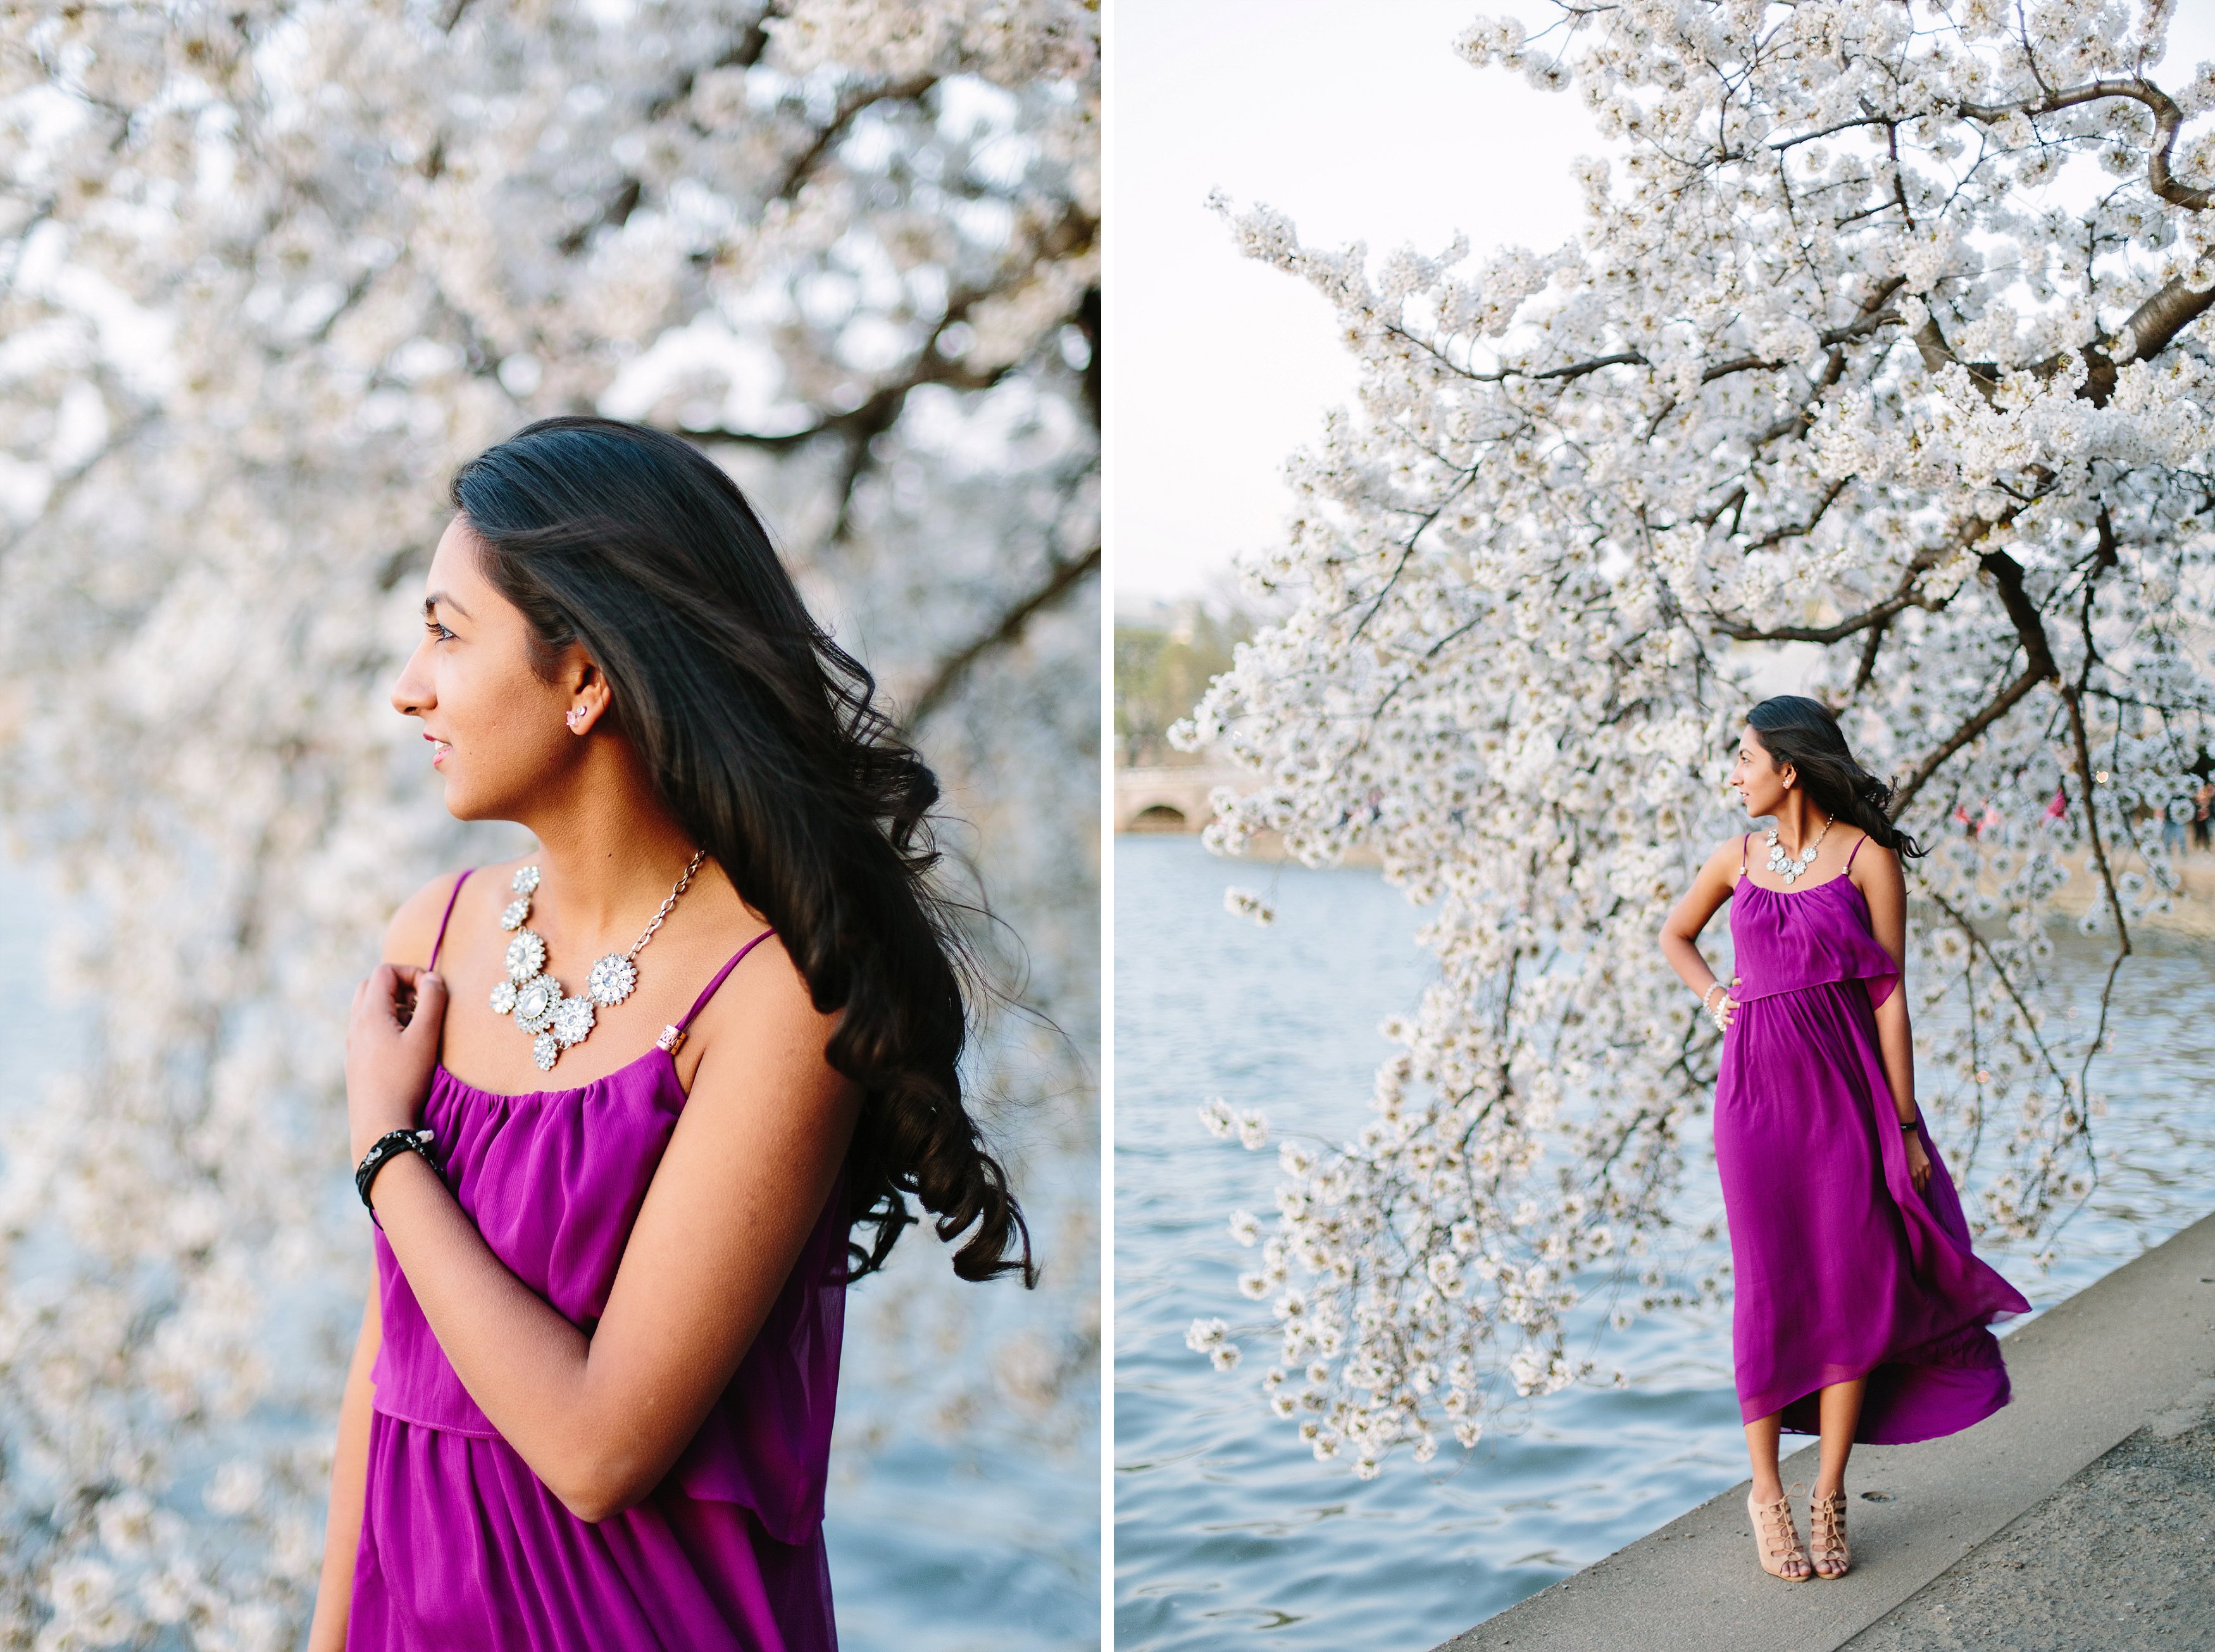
[1660,696,2027,1584]
[307,418,1033,1650]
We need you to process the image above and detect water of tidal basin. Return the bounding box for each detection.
[1113,832,2215,1652]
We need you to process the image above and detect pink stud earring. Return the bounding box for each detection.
[566,706,587,732]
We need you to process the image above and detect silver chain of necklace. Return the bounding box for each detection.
[487,849,708,1072]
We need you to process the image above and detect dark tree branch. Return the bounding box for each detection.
[1713,585,1923,644]
[1390,285,1911,392]
[1890,659,2050,818]
[1959,76,2213,210]
[2062,504,2130,956]
[2036,277,2215,408]
[1977,544,2061,680]
[775,76,937,201]
[907,544,1101,724]
[1909,308,2000,399]
[1742,472,1851,552]
[1850,608,1889,692]
[1888,537,2063,815]
[2061,677,2129,955]
[556,175,641,258]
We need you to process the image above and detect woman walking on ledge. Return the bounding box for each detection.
[1659,696,2028,1584]
[308,417,1032,1651]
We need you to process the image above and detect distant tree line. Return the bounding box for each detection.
[1116,603,1252,767]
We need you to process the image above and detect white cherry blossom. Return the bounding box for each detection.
[1187,0,2214,1477]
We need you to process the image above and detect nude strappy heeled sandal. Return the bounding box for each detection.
[1748,1488,1810,1581]
[1807,1487,1850,1579]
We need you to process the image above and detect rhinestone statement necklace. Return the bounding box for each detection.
[489,850,707,1071]
[1763,814,1833,884]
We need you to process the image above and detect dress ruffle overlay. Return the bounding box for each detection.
[349,879,844,1651]
[1716,850,2029,1442]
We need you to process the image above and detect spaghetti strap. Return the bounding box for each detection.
[1845,833,1866,871]
[675,927,777,1032]
[1740,833,1749,872]
[427,870,473,970]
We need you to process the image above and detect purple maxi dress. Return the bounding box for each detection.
[349,870,845,1650]
[1716,834,2029,1441]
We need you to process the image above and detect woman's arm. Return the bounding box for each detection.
[306,1289,379,1652]
[305,878,454,1646]
[1854,841,1931,1192]
[347,941,858,1524]
[1658,838,1747,1023]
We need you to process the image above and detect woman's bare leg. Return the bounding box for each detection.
[1814,1377,1866,1497]
[1807,1379,1866,1577]
[1742,1411,1809,1579]
[1744,1411,1785,1503]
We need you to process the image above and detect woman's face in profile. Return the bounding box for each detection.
[1728,727,1791,818]
[390,516,575,823]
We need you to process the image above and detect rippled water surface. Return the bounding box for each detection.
[1113,834,2215,1652]
[0,852,1097,1652]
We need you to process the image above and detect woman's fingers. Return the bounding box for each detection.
[351,965,441,1036]
[404,972,447,1048]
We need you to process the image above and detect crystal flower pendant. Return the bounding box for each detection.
[492,865,592,1071]
[487,855,699,1071]
[587,953,637,1007]
[1763,826,1823,883]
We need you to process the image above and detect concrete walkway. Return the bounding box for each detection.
[1432,1209,2215,1652]
[1842,1396,2215,1650]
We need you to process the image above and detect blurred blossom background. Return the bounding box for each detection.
[0,3,1098,1648]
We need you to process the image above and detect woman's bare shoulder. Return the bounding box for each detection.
[689,927,836,1049]
[1703,832,1750,877]
[680,926,847,1100]
[382,865,492,967]
[1850,834,1903,881]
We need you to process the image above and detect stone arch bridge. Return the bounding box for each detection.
[1113,765,1240,833]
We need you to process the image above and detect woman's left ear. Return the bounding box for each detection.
[563,658,611,735]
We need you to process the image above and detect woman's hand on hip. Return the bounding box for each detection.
[347,964,446,1161]
[1713,975,1742,1030]
[1904,1128,1933,1196]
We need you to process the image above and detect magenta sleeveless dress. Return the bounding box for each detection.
[1716,834,2028,1441]
[349,871,845,1650]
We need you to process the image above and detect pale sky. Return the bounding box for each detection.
[1110,3,2215,603]
[1112,0,1588,601]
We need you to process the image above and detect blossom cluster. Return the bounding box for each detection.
[0,1,1097,1643]
[1185,0,2215,1477]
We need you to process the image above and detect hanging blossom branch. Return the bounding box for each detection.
[1178,0,2215,1480]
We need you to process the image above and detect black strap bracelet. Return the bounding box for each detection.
[356,1127,438,1219]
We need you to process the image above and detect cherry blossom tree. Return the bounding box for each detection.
[1184,0,2214,1480]
[0,0,1095,1641]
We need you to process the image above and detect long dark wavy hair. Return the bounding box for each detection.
[1747,696,1925,860]
[450,416,1033,1285]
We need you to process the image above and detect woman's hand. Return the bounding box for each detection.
[1904,1127,1933,1196]
[1710,974,1743,1031]
[347,964,447,1161]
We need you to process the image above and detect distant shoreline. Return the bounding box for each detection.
[1114,772,2215,937]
